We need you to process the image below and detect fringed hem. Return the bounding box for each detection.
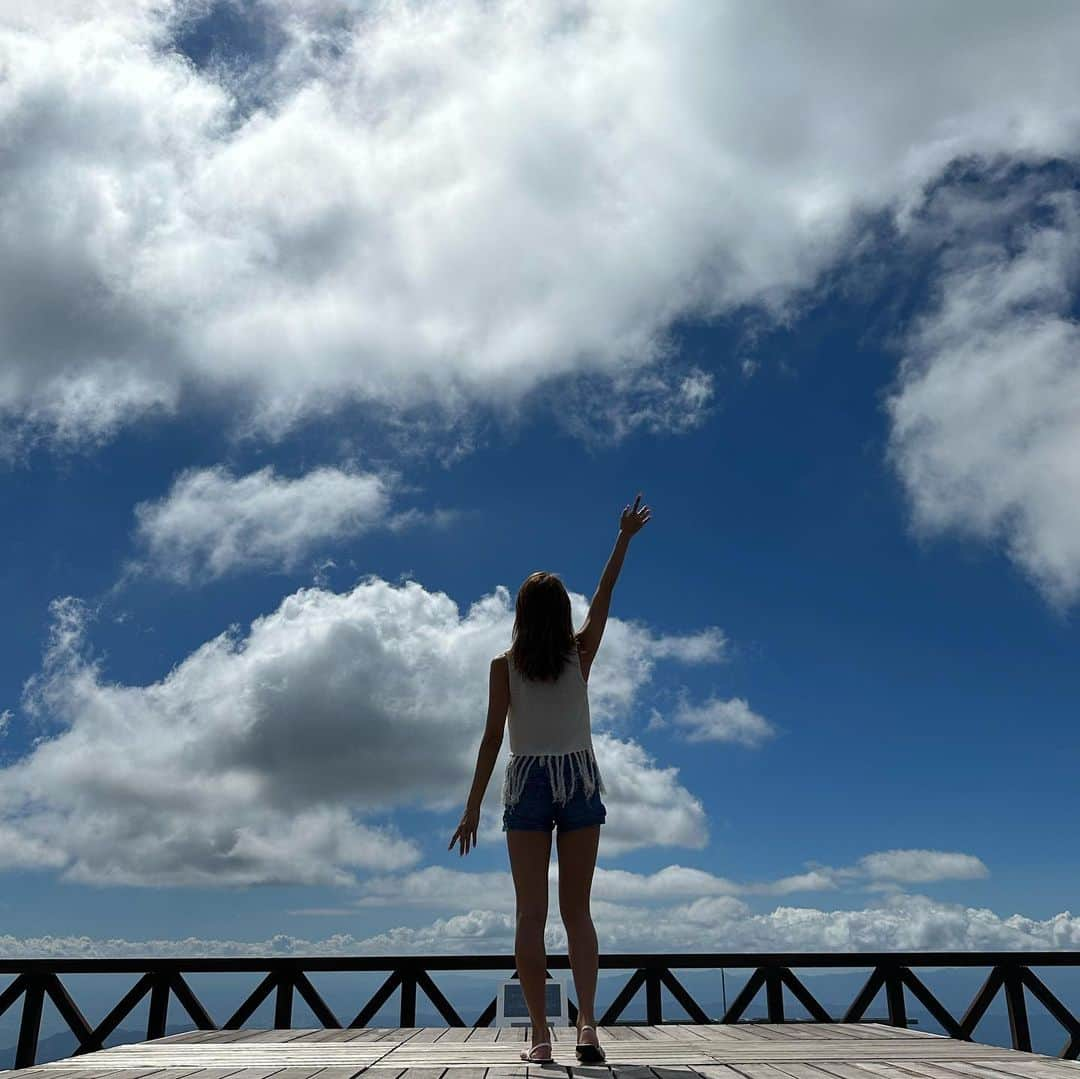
[502,747,606,807]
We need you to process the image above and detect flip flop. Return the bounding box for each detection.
[520,1024,553,1062]
[575,1024,606,1063]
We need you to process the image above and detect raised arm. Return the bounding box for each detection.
[577,492,651,663]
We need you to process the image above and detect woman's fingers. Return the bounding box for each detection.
[448,827,477,855]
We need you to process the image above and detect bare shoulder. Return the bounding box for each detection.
[492,653,511,692]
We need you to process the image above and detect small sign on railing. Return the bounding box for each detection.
[495,977,568,1027]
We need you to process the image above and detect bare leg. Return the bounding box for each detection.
[507,828,553,1047]
[557,824,601,1046]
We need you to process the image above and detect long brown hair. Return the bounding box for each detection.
[509,571,579,682]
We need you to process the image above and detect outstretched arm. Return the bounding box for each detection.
[449,657,509,857]
[578,493,651,660]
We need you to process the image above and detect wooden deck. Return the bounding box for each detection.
[3,1024,1080,1079]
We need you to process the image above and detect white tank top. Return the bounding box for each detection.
[500,646,606,808]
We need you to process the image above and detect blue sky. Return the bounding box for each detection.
[2,0,1080,965]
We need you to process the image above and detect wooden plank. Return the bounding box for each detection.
[688,1027,777,1043]
[761,1027,849,1043]
[79,1070,209,1079]
[775,1065,898,1079]
[463,1030,500,1044]
[142,1032,224,1044]
[288,1030,385,1043]
[817,1026,899,1041]
[757,1064,862,1079]
[922,1063,1069,1079]
[479,1067,529,1079]
[194,1070,290,1079]
[606,1067,659,1079]
[887,1062,1042,1079]
[353,1029,410,1044]
[68,1042,1063,1066]
[53,1045,392,1059]
[175,1031,272,1045]
[7,1024,1080,1079]
[49,1048,392,1068]
[369,1038,1039,1060]
[920,1060,1080,1079]
[855,1025,929,1039]
[758,1029,836,1043]
[48,1069,177,1079]
[252,1068,327,1079]
[228,1030,325,1043]
[846,1062,993,1079]
[704,1028,807,1045]
[647,1026,718,1042]
[426,1030,474,1044]
[722,1066,804,1078]
[724,1027,797,1042]
[693,1069,767,1078]
[775,1025,867,1041]
[740,1027,839,1043]
[693,1069,793,1079]
[0,1071,107,1079]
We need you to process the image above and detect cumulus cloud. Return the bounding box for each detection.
[0,579,724,885]
[127,463,453,583]
[886,181,1080,611]
[4,1,1080,454]
[345,890,1078,956]
[856,849,989,885]
[349,848,988,914]
[653,693,776,748]
[2,891,1077,958]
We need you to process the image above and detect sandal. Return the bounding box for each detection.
[575,1024,606,1063]
[520,1024,552,1062]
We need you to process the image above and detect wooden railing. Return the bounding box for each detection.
[3,951,1080,1068]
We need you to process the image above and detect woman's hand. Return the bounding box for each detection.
[448,804,480,856]
[620,492,651,537]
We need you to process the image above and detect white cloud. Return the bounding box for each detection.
[886,182,1080,611]
[128,463,450,583]
[649,691,775,747]
[4,1,1080,453]
[348,847,988,914]
[1,891,1077,958]
[650,627,728,663]
[856,849,989,885]
[0,580,724,885]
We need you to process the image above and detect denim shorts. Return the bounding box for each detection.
[502,753,607,834]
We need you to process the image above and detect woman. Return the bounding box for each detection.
[449,492,651,1064]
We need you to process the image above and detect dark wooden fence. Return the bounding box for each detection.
[3,951,1080,1069]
